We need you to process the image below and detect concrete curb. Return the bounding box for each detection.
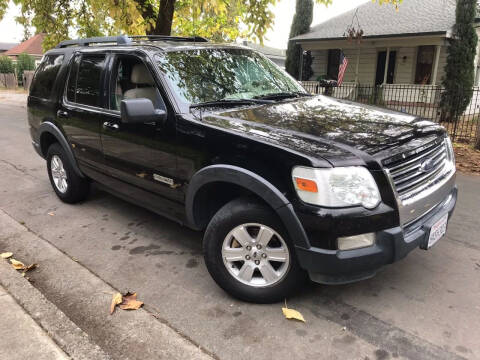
[0,258,111,360]
[0,208,215,360]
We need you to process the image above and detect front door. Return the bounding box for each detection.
[375,51,397,85]
[100,53,184,214]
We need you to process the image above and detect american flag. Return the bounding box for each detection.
[338,51,349,86]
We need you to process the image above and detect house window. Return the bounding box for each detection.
[415,46,435,84]
[327,49,341,80]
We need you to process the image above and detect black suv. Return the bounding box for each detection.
[28,35,457,303]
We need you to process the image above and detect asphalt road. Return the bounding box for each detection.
[0,93,479,360]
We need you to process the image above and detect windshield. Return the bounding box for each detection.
[155,48,307,105]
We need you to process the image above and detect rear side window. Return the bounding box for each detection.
[66,54,106,107]
[30,55,64,99]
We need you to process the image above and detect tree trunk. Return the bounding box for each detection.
[153,0,176,35]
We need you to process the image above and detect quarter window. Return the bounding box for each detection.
[30,55,64,99]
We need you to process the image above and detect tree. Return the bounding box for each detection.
[285,0,314,79]
[0,56,15,74]
[5,0,282,50]
[4,0,403,51]
[441,0,477,122]
[0,1,8,21]
[16,52,35,84]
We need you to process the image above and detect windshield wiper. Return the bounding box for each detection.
[190,98,272,109]
[253,91,312,100]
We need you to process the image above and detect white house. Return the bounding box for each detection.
[291,0,480,106]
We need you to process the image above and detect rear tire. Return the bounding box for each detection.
[46,143,89,204]
[203,197,307,303]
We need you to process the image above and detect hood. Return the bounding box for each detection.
[201,95,445,165]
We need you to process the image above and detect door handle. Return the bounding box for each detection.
[103,121,120,131]
[57,110,69,118]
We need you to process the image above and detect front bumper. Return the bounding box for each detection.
[295,186,457,284]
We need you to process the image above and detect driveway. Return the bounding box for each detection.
[0,92,479,360]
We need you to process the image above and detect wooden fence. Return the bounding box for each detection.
[0,73,17,89]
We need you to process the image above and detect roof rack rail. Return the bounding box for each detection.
[55,34,208,48]
[56,35,131,48]
[128,35,208,43]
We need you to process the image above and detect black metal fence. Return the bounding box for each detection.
[301,81,480,145]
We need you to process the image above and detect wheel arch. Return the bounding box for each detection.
[185,165,310,248]
[38,121,85,178]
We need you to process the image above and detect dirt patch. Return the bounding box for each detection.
[454,143,480,175]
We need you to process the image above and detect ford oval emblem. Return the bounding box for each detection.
[420,158,436,173]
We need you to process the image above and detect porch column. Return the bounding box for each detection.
[355,47,360,84]
[431,45,441,85]
[383,47,390,85]
[299,48,304,81]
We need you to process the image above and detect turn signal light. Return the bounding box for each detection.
[295,177,318,193]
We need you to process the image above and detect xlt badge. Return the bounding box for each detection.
[153,174,174,186]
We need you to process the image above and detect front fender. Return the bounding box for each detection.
[185,164,310,248]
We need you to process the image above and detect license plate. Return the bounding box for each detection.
[427,213,448,248]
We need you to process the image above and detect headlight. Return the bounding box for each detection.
[445,136,456,167]
[292,166,381,209]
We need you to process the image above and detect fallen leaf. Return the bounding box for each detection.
[282,307,305,322]
[48,212,55,216]
[119,292,144,311]
[10,259,26,270]
[23,263,38,273]
[110,292,123,314]
[0,252,13,259]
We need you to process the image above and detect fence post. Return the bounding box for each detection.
[475,120,480,150]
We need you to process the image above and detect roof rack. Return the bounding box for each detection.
[55,35,208,48]
[129,35,208,43]
[56,35,131,48]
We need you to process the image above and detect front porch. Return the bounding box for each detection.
[300,35,448,87]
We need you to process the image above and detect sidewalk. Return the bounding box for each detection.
[0,284,69,360]
[0,89,28,106]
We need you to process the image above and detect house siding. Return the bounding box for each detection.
[394,47,416,84]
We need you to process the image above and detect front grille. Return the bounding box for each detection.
[383,137,449,199]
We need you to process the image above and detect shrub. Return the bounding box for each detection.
[16,53,35,84]
[0,56,15,74]
[441,0,478,122]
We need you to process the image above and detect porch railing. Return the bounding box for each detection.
[300,82,480,145]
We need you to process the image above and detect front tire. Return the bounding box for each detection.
[203,197,307,303]
[46,143,89,204]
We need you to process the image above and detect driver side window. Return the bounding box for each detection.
[110,55,166,112]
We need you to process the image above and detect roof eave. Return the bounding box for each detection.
[292,31,448,43]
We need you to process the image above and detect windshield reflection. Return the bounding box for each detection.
[155,48,305,105]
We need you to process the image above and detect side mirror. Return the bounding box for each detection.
[120,98,167,124]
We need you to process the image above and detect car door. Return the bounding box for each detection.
[59,52,107,173]
[100,52,184,207]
